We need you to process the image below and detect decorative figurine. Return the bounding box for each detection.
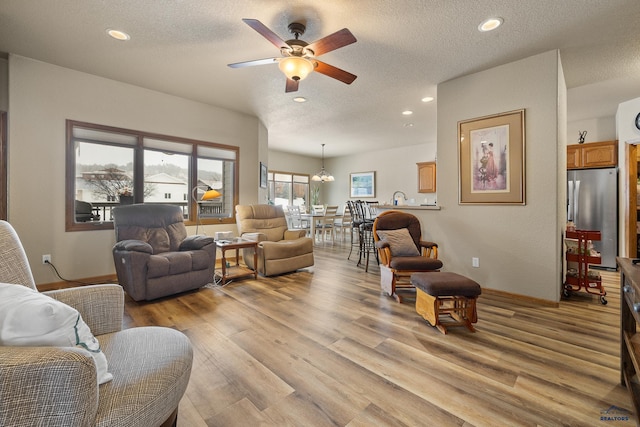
[578,130,587,144]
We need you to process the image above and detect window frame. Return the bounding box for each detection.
[267,170,310,208]
[66,120,239,231]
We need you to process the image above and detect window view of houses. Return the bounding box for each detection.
[71,124,229,224]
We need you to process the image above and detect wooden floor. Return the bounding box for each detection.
[123,242,634,427]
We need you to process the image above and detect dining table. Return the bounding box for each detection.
[300,212,332,245]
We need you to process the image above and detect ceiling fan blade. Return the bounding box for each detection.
[313,60,357,85]
[285,78,299,93]
[306,28,357,56]
[242,18,290,50]
[228,57,278,68]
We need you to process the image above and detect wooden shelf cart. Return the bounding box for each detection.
[564,229,607,304]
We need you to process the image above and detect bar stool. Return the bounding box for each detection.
[350,200,378,272]
[346,201,360,260]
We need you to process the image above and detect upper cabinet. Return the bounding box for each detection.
[417,161,436,193]
[567,140,617,169]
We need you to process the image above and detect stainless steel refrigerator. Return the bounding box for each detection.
[567,168,618,269]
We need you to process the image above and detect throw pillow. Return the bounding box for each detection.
[376,228,420,257]
[0,283,113,384]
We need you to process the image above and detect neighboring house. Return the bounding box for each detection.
[144,172,188,203]
[75,168,132,203]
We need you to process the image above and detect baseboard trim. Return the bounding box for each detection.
[481,287,559,307]
[37,274,119,292]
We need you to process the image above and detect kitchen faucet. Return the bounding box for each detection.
[392,191,407,205]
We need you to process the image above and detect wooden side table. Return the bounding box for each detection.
[215,239,258,285]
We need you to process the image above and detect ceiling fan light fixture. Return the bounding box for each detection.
[279,56,314,81]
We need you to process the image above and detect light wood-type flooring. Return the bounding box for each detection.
[123,242,633,427]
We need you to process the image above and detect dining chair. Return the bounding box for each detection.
[316,205,339,244]
[286,205,310,234]
[334,204,353,242]
[312,205,326,215]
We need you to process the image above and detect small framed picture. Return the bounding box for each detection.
[350,171,376,198]
[260,162,268,188]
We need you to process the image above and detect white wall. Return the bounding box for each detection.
[8,55,263,284]
[617,98,640,144]
[267,149,324,204]
[324,144,438,207]
[319,51,564,303]
[270,145,439,209]
[267,150,320,178]
[432,50,564,302]
[567,116,616,145]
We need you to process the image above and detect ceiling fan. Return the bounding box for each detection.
[228,18,357,93]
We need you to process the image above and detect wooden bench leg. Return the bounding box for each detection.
[415,288,439,330]
[415,289,478,334]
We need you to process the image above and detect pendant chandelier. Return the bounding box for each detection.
[312,144,334,182]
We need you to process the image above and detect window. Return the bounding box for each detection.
[268,171,309,208]
[66,120,239,231]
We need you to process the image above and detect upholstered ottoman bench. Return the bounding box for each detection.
[411,272,481,334]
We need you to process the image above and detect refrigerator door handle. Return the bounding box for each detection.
[568,181,574,221]
[573,180,580,224]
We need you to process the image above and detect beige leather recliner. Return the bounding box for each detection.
[235,204,314,276]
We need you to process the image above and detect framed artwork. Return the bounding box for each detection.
[350,171,376,198]
[260,162,268,188]
[458,109,525,205]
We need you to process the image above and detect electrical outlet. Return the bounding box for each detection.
[472,257,479,268]
[42,254,51,265]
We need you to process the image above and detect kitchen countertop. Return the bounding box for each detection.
[376,204,441,211]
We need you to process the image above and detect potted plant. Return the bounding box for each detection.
[119,187,133,205]
[311,185,320,206]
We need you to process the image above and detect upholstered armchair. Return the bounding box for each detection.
[373,210,443,302]
[0,220,193,427]
[235,204,314,276]
[112,204,216,301]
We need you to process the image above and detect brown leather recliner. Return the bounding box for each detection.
[235,204,314,276]
[373,210,443,302]
[112,204,216,301]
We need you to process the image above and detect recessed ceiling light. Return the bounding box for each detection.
[404,123,414,128]
[421,96,434,103]
[402,110,413,116]
[478,17,503,32]
[106,29,131,41]
[293,97,307,103]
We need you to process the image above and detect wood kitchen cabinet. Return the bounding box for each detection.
[417,161,436,193]
[567,140,617,169]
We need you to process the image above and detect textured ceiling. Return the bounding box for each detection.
[1,0,639,158]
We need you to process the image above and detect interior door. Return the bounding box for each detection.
[626,143,638,258]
